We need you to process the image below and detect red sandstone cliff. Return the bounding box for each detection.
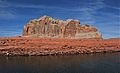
[23,16,102,39]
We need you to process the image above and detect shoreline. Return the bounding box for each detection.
[0,37,120,56]
[0,51,120,56]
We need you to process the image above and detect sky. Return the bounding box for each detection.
[0,0,120,38]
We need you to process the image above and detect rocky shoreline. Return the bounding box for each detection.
[0,37,120,56]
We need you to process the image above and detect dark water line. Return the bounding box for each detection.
[0,53,120,73]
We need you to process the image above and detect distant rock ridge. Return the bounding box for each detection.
[23,15,102,39]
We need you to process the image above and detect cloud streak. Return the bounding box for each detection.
[0,0,120,10]
[0,0,119,38]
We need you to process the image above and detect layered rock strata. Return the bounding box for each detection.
[23,16,102,39]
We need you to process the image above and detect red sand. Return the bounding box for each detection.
[0,37,120,56]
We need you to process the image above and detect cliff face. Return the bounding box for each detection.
[23,16,102,39]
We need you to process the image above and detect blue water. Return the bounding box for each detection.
[0,53,120,73]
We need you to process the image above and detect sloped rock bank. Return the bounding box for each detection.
[23,16,102,39]
[0,37,119,56]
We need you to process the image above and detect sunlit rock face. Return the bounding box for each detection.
[23,15,102,39]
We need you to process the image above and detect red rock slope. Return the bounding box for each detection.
[0,37,119,56]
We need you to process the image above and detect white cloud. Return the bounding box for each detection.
[0,30,21,36]
[0,10,16,19]
[106,5,120,10]
[0,0,66,10]
[103,33,120,39]
[0,0,10,7]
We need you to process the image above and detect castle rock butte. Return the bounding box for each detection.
[23,16,102,39]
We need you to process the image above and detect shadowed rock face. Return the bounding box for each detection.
[23,16,102,39]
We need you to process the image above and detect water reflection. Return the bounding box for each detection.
[0,53,120,73]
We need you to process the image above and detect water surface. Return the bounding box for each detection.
[0,53,120,73]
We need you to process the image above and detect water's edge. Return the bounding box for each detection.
[0,52,120,73]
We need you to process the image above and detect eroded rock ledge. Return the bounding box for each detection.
[0,37,119,56]
[23,16,102,39]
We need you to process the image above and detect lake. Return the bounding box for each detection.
[0,53,120,73]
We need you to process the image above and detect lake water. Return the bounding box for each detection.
[0,53,120,73]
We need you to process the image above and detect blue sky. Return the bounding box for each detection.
[0,0,120,38]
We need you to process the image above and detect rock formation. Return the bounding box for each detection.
[23,16,102,39]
